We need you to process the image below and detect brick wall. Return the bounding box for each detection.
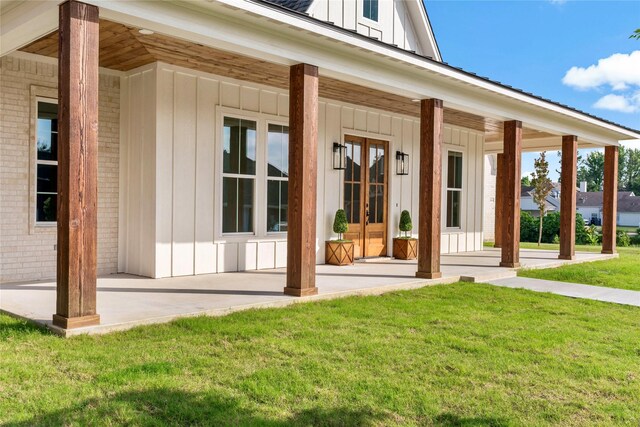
[0,54,120,283]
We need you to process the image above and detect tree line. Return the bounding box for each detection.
[575,147,640,193]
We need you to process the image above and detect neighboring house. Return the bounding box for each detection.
[2,0,639,329]
[520,185,560,217]
[576,191,640,227]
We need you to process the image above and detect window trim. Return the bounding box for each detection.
[443,148,465,232]
[361,0,380,24]
[265,120,290,236]
[215,107,291,241]
[34,96,59,227]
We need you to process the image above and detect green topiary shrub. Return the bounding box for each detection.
[399,210,413,238]
[617,231,631,247]
[332,209,348,241]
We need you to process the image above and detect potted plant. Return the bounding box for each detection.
[393,210,418,260]
[325,209,354,266]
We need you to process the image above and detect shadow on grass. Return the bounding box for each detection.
[6,388,384,426]
[0,315,50,338]
[6,388,508,426]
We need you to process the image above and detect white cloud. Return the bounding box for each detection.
[562,51,640,91]
[593,92,640,113]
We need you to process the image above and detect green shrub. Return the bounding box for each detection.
[399,210,413,237]
[581,224,600,245]
[552,234,560,244]
[617,231,631,247]
[574,213,591,245]
[520,211,538,243]
[332,209,348,240]
[631,234,640,246]
[541,212,561,243]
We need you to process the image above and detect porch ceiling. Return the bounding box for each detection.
[21,19,556,143]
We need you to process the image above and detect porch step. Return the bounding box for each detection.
[355,257,394,263]
[459,269,518,283]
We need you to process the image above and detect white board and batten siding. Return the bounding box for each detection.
[309,0,425,55]
[119,61,484,278]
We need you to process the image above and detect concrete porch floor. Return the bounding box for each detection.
[0,248,616,336]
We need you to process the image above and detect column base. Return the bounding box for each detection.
[416,271,442,279]
[52,313,100,329]
[601,250,616,255]
[493,244,501,248]
[283,287,318,297]
[558,254,575,260]
[499,262,520,268]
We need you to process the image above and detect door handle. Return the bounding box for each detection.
[365,209,370,225]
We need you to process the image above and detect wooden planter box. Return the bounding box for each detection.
[393,238,418,260]
[325,241,354,266]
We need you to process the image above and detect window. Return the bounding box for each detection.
[222,117,256,233]
[446,151,463,228]
[35,101,59,223]
[363,0,378,21]
[266,124,289,232]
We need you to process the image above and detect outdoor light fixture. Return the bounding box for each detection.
[333,142,347,170]
[396,151,409,175]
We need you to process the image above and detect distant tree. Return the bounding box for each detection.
[530,152,554,246]
[578,151,605,191]
[630,29,640,40]
[521,176,531,186]
[624,148,640,192]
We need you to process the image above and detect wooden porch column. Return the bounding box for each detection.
[285,63,319,296]
[416,99,443,279]
[602,146,619,254]
[54,0,100,329]
[494,153,505,248]
[559,135,578,260]
[500,120,522,268]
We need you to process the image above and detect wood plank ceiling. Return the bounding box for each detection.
[20,19,555,142]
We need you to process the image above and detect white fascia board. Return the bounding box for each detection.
[0,0,59,57]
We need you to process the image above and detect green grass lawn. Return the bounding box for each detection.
[515,243,640,291]
[2,283,640,426]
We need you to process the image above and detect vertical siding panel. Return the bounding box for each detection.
[466,132,476,252]
[221,82,240,108]
[195,77,217,274]
[367,111,379,133]
[128,73,142,274]
[155,68,174,278]
[325,103,342,243]
[342,107,354,129]
[141,70,157,276]
[317,102,327,263]
[354,109,367,131]
[241,86,260,112]
[260,90,278,115]
[171,73,197,276]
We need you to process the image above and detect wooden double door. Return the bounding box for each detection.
[343,136,389,258]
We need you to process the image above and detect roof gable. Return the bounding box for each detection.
[272,0,441,60]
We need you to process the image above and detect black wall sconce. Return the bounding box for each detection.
[333,142,347,170]
[396,151,409,175]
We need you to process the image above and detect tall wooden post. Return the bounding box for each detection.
[602,146,619,254]
[54,0,100,329]
[416,99,443,279]
[494,153,504,248]
[500,120,522,268]
[559,135,578,260]
[285,63,319,296]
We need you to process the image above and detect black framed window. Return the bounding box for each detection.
[222,117,257,233]
[446,151,463,228]
[36,101,58,223]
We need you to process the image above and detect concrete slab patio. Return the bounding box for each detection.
[0,248,616,336]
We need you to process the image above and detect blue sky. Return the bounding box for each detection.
[425,0,640,180]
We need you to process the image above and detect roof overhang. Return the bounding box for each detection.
[2,0,639,146]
